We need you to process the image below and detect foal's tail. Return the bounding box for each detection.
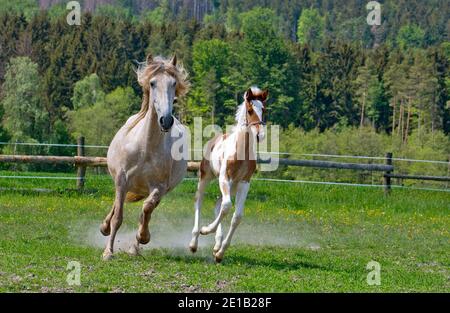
[125,192,146,203]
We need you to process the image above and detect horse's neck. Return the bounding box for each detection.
[141,106,166,151]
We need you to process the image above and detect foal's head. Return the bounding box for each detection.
[136,54,189,132]
[243,87,268,142]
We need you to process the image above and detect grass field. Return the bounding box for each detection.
[0,170,449,292]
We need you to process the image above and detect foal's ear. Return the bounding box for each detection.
[261,89,269,102]
[170,54,177,66]
[146,53,153,64]
[245,88,254,102]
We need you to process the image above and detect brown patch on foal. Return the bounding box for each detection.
[226,131,257,182]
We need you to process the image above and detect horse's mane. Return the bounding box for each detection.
[128,55,190,131]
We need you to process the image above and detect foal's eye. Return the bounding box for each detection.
[173,97,178,104]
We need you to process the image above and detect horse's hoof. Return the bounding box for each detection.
[200,227,210,235]
[136,233,150,245]
[102,251,114,261]
[100,223,110,236]
[128,244,141,257]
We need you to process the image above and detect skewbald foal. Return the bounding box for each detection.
[189,87,268,263]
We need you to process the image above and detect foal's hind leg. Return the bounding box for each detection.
[214,182,249,263]
[213,197,223,254]
[129,188,161,256]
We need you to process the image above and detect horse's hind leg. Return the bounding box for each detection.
[214,181,249,263]
[100,204,115,236]
[129,188,161,256]
[102,175,126,261]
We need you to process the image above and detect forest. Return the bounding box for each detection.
[0,0,449,169]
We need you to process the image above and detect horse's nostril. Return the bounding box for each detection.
[167,115,174,128]
[160,115,174,131]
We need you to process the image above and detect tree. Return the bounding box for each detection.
[0,0,38,21]
[239,8,295,124]
[0,57,48,141]
[188,39,232,124]
[353,60,384,128]
[143,0,172,26]
[297,8,325,51]
[71,73,105,110]
[397,24,425,50]
[68,86,139,145]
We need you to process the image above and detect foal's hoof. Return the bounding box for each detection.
[100,223,110,236]
[189,245,197,254]
[136,232,150,245]
[214,254,223,264]
[102,251,114,261]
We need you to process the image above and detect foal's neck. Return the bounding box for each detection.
[233,126,257,161]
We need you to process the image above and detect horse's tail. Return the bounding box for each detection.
[125,192,146,203]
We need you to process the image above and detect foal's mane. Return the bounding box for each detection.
[128,55,190,131]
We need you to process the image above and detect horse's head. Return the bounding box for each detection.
[244,87,269,142]
[136,54,189,132]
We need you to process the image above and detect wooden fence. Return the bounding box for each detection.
[0,137,449,194]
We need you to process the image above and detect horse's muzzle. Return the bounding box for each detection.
[159,115,174,132]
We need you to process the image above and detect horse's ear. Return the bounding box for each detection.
[245,88,254,102]
[170,54,177,66]
[146,53,153,64]
[261,89,269,102]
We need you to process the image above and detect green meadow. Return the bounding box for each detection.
[0,171,448,292]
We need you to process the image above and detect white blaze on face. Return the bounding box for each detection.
[251,100,264,122]
[251,100,265,141]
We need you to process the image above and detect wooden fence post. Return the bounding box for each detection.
[384,152,393,195]
[77,137,86,191]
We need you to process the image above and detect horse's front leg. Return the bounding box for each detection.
[214,181,249,263]
[200,170,232,236]
[129,188,161,256]
[102,174,127,261]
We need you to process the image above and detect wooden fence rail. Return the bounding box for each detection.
[258,158,394,172]
[1,144,449,194]
[384,174,450,182]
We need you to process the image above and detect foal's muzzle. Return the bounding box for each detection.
[159,115,174,132]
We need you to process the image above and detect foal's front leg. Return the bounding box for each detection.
[214,181,249,263]
[129,188,161,256]
[200,172,232,236]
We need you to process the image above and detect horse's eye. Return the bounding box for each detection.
[173,97,178,104]
[173,81,177,87]
[150,81,156,88]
